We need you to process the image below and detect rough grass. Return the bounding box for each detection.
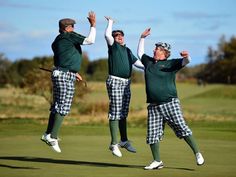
[0,83,236,123]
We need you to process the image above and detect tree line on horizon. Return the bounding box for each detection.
[0,35,235,90]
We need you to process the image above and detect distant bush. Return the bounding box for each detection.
[77,102,108,115]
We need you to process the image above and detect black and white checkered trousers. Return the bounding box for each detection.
[106,75,131,120]
[50,69,76,116]
[146,98,192,144]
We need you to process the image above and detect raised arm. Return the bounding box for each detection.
[83,11,96,45]
[137,28,151,59]
[133,59,145,70]
[104,16,114,46]
[180,51,191,66]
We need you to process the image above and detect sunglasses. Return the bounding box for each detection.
[114,33,124,37]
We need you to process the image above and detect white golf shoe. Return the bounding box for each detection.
[196,152,204,165]
[144,160,164,170]
[41,133,51,144]
[109,144,122,157]
[41,133,61,153]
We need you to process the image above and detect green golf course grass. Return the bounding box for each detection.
[0,120,235,177]
[1,83,236,176]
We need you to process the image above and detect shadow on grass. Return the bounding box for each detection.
[0,163,39,169]
[0,156,194,171]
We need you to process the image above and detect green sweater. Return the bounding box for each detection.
[141,54,184,104]
[108,42,137,78]
[52,31,85,72]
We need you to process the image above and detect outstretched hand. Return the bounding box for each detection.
[87,11,96,27]
[141,28,151,38]
[104,16,115,23]
[180,51,189,58]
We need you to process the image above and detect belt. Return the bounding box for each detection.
[109,75,130,82]
[55,67,77,73]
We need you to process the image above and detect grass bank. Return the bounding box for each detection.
[0,83,236,125]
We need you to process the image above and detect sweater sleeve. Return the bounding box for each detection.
[82,27,96,45]
[137,37,145,59]
[104,19,114,46]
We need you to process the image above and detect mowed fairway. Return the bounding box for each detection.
[0,121,236,177]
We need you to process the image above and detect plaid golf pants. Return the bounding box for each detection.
[106,75,131,120]
[146,98,192,144]
[50,69,76,116]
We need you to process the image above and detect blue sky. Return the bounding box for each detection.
[0,0,236,65]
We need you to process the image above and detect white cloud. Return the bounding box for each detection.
[28,30,52,38]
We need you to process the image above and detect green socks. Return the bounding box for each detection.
[149,136,199,162]
[109,120,119,144]
[51,113,64,139]
[119,119,128,142]
[46,112,55,134]
[109,119,128,144]
[184,135,199,154]
[150,142,161,161]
